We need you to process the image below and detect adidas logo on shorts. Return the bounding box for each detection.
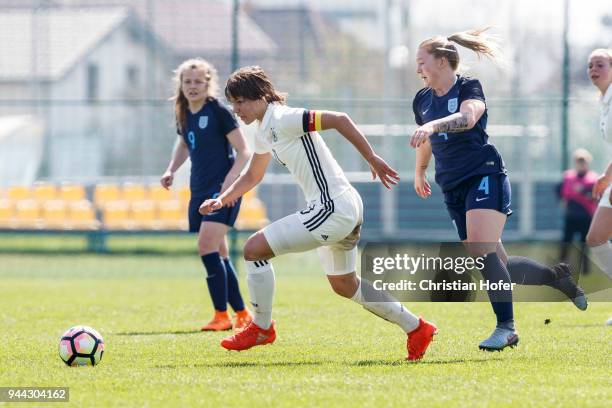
[321,234,329,241]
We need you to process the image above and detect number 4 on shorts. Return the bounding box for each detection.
[478,176,489,195]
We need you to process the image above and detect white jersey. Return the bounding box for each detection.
[254,103,352,205]
[598,83,612,208]
[599,83,612,160]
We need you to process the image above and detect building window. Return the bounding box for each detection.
[87,64,99,100]
[126,65,139,86]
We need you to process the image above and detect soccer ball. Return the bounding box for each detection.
[59,326,105,366]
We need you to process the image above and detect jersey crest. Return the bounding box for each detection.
[271,127,278,142]
[198,116,208,129]
[447,98,458,113]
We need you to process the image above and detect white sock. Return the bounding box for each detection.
[350,279,419,333]
[591,242,612,279]
[245,260,275,330]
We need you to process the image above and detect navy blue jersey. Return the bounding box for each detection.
[412,75,505,192]
[177,98,238,197]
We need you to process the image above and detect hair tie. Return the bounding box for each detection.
[435,47,458,53]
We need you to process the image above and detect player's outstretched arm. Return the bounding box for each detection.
[199,152,271,215]
[414,139,432,198]
[319,111,399,189]
[410,99,485,148]
[161,136,189,189]
[433,99,485,133]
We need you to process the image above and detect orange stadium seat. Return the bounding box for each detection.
[94,184,120,208]
[68,200,100,230]
[7,186,30,201]
[59,184,86,201]
[33,183,58,201]
[42,199,68,229]
[102,200,131,230]
[131,200,157,230]
[242,188,257,200]
[0,198,15,229]
[15,199,42,229]
[148,185,173,202]
[122,183,146,202]
[158,200,186,230]
[235,205,268,230]
[178,185,190,207]
[235,191,268,230]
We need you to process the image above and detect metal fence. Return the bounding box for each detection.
[0,0,609,241]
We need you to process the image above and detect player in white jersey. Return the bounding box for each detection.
[199,66,438,360]
[584,49,612,325]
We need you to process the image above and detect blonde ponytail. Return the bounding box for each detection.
[419,27,502,70]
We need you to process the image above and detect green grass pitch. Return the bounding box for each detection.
[0,238,610,407]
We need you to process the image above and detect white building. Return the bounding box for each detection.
[0,7,172,183]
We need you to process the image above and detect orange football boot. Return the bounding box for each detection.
[201,310,233,331]
[233,309,253,332]
[406,318,438,361]
[220,321,276,351]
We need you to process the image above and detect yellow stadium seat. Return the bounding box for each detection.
[69,200,99,230]
[0,198,15,228]
[148,185,173,201]
[235,206,268,230]
[42,199,68,229]
[158,200,186,230]
[33,183,58,201]
[94,184,120,208]
[131,200,157,230]
[59,184,86,201]
[242,188,257,200]
[235,195,268,230]
[122,183,146,202]
[15,199,42,229]
[7,185,30,201]
[102,200,131,230]
[178,185,190,205]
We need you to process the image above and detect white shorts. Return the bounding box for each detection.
[598,184,612,208]
[262,187,363,275]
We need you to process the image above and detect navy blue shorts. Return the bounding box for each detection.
[188,193,242,233]
[444,173,512,241]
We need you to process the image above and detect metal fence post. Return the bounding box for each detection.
[519,126,534,238]
[381,0,396,238]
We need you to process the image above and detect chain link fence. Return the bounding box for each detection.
[0,0,609,240]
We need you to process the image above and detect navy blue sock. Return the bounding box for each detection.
[223,258,246,312]
[507,256,556,285]
[481,252,514,325]
[201,253,228,312]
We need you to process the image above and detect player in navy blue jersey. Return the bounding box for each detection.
[410,28,587,351]
[162,58,253,332]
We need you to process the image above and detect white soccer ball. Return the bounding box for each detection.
[59,326,105,366]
